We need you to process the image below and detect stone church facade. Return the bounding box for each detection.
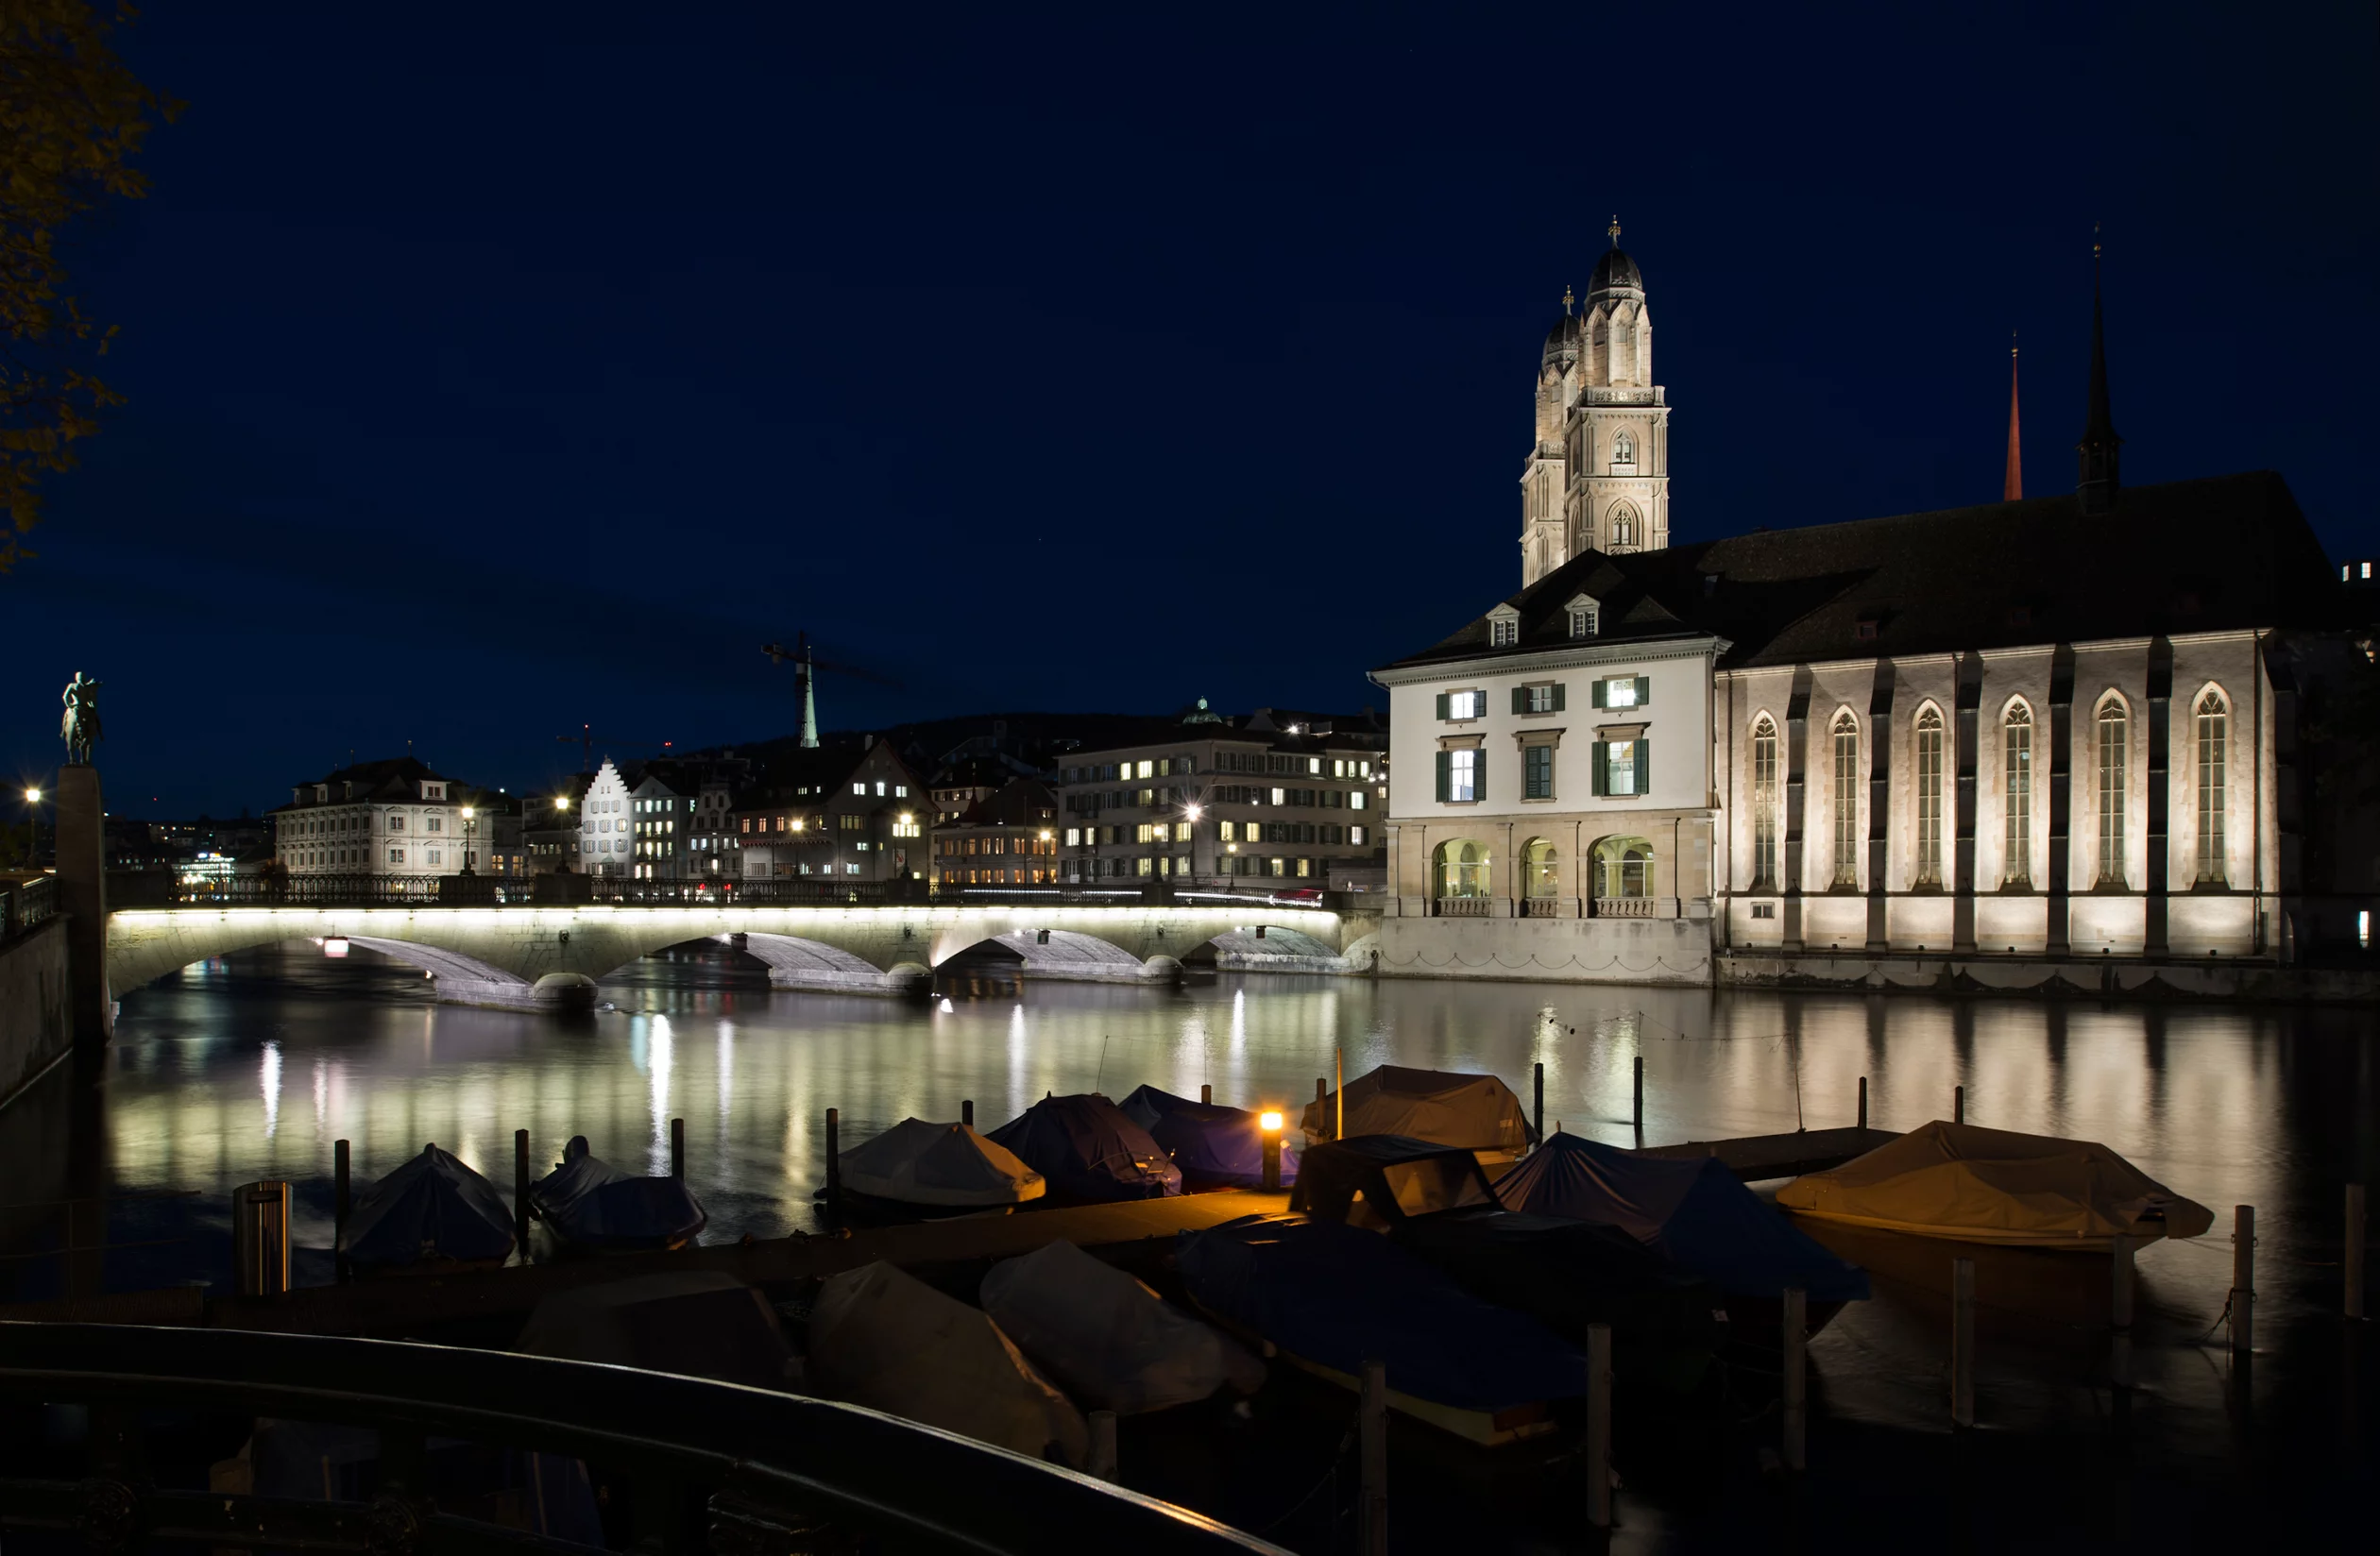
[1374,245,2364,988]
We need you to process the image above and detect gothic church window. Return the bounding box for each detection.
[1608,501,1640,551]
[2096,694,2130,888]
[1612,431,1635,467]
[1750,717,1779,888]
[1831,712,1861,888]
[1913,706,1946,887]
[2002,702,2033,886]
[2196,689,2228,884]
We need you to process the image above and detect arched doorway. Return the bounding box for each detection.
[1590,836,1656,917]
[1521,838,1560,916]
[1432,838,1490,915]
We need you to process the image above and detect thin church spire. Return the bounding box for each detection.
[2003,332,2023,501]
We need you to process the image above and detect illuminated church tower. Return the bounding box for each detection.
[1520,217,1673,585]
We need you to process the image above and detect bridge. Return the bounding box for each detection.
[105,884,1381,1010]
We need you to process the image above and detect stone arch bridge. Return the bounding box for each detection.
[106,901,1382,1010]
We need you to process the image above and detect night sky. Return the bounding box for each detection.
[6,2,2373,818]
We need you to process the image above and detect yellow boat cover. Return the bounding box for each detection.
[1776,1120,2214,1246]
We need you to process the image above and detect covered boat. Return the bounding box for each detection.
[1177,1212,1586,1446]
[807,1260,1087,1466]
[530,1136,707,1253]
[1498,1132,1870,1306]
[1294,1137,1718,1390]
[1300,1066,1535,1159]
[1776,1120,2216,1248]
[835,1118,1045,1213]
[981,1239,1265,1414]
[341,1144,516,1272]
[518,1270,795,1391]
[984,1094,1182,1202]
[1117,1084,1300,1188]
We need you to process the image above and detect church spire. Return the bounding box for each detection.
[2003,333,2023,501]
[2076,226,2122,515]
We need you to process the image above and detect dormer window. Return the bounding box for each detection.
[1566,594,1600,639]
[422,782,445,801]
[1487,606,1521,647]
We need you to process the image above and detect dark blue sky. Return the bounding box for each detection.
[7,1,2374,817]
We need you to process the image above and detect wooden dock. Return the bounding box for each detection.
[1630,1125,1899,1182]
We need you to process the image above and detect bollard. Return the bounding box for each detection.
[1261,1131,1283,1192]
[1857,1075,1868,1130]
[1533,1061,1545,1146]
[1200,1084,1212,1106]
[1782,1285,1808,1472]
[513,1129,530,1257]
[2110,1233,2134,1389]
[1586,1323,1613,1528]
[2348,1184,2367,1322]
[1954,1084,1964,1125]
[824,1108,842,1211]
[234,1180,293,1298]
[961,1099,973,1127]
[1632,1055,1644,1137]
[1950,1257,1976,1428]
[670,1116,686,1179]
[1358,1360,1387,1556]
[1087,1410,1118,1482]
[333,1139,351,1284]
[2232,1204,2255,1353]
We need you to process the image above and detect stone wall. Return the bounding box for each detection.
[0,918,72,1109]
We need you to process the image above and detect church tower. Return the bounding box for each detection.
[1563,219,1671,563]
[1519,287,1580,585]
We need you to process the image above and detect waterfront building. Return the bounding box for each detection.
[578,760,636,877]
[270,756,491,877]
[524,775,590,874]
[931,778,1062,889]
[731,737,926,883]
[1052,707,1387,889]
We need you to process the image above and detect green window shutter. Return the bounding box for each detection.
[1552,682,1567,712]
[1591,679,1607,709]
[1511,685,1528,716]
[1435,750,1451,803]
[1639,738,1652,791]
[1635,675,1652,705]
[1591,741,1609,796]
[1435,692,1450,721]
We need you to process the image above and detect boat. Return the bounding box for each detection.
[517,1270,796,1391]
[1300,1065,1536,1160]
[984,1094,1182,1202]
[980,1239,1265,1414]
[832,1117,1046,1216]
[1776,1120,2216,1249]
[1175,1211,1586,1446]
[807,1259,1087,1467]
[1117,1084,1300,1189]
[530,1136,707,1253]
[340,1144,516,1274]
[1293,1136,1720,1392]
[1495,1131,1869,1338]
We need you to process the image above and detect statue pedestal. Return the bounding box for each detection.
[55,764,110,1045]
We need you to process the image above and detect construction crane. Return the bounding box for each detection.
[761,631,897,749]
[555,726,672,772]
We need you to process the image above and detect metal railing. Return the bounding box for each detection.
[0,1322,1282,1555]
[0,873,58,940]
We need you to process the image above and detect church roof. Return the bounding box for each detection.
[1375,471,2342,675]
[1589,247,1643,296]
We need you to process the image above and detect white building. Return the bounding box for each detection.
[579,759,635,877]
[270,756,478,878]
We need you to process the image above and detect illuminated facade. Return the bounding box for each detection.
[730,737,926,883]
[269,755,490,878]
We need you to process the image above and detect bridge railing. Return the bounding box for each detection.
[0,1321,1281,1555]
[108,872,1355,913]
[0,873,58,941]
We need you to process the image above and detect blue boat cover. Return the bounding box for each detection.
[1118,1085,1300,1187]
[1495,1133,1869,1303]
[342,1144,515,1268]
[1177,1214,1587,1412]
[531,1137,707,1251]
[986,1095,1182,1201]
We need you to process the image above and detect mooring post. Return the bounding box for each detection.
[2348,1184,2367,1322]
[1954,1084,1965,1125]
[1315,1078,1329,1139]
[1951,1257,1976,1428]
[1782,1285,1808,1472]
[512,1129,530,1258]
[332,1139,351,1284]
[1088,1410,1118,1482]
[670,1117,686,1179]
[1586,1322,1613,1528]
[1359,1359,1387,1556]
[2232,1204,2255,1353]
[1857,1075,1868,1130]
[824,1108,842,1211]
[961,1099,974,1127]
[1631,1055,1644,1139]
[1533,1061,1545,1146]
[234,1181,292,1298]
[1200,1084,1212,1106]
[1262,1129,1283,1192]
[2110,1233,2134,1389]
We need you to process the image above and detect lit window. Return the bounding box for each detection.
[1350,789,1366,810]
[1913,707,1945,886]
[1441,689,1484,720]
[2196,690,2228,884]
[894,785,908,797]
[1064,827,1080,846]
[853,783,865,795]
[1439,748,1480,803]
[1351,825,1367,845]
[1219,820,1236,841]
[1604,739,1640,797]
[2097,695,2129,888]
[2004,703,2032,886]
[1600,677,1641,709]
[1489,617,1518,647]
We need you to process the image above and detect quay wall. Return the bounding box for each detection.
[0,918,72,1110]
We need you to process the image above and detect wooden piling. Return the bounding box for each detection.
[1533,1061,1545,1145]
[2348,1184,2367,1322]
[332,1139,351,1284]
[2110,1233,2134,1389]
[824,1108,842,1211]
[1335,1049,1345,1141]
[1781,1285,1807,1472]
[670,1117,686,1179]
[1261,1132,1282,1192]
[1315,1078,1328,1139]
[1857,1075,1868,1130]
[1631,1056,1644,1138]
[1088,1410,1118,1482]
[2232,1204,2255,1353]
[1200,1084,1212,1106]
[961,1099,973,1127]
[234,1181,292,1298]
[1586,1323,1613,1528]
[1358,1360,1387,1556]
[512,1129,530,1257]
[1953,1084,1964,1125]
[1950,1257,1976,1428]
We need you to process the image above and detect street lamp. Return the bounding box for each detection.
[20,786,42,868]
[460,805,477,875]
[1258,1108,1284,1191]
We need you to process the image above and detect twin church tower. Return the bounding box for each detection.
[1519,217,1672,586]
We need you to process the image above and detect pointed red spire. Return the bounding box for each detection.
[2003,335,2023,501]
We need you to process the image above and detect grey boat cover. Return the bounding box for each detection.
[808,1260,1088,1467]
[980,1240,1265,1415]
[1300,1066,1536,1155]
[839,1118,1046,1208]
[341,1144,515,1268]
[517,1270,794,1391]
[531,1136,707,1250]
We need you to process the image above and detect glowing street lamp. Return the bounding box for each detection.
[20,786,42,866]
[459,804,477,875]
[1259,1108,1285,1191]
